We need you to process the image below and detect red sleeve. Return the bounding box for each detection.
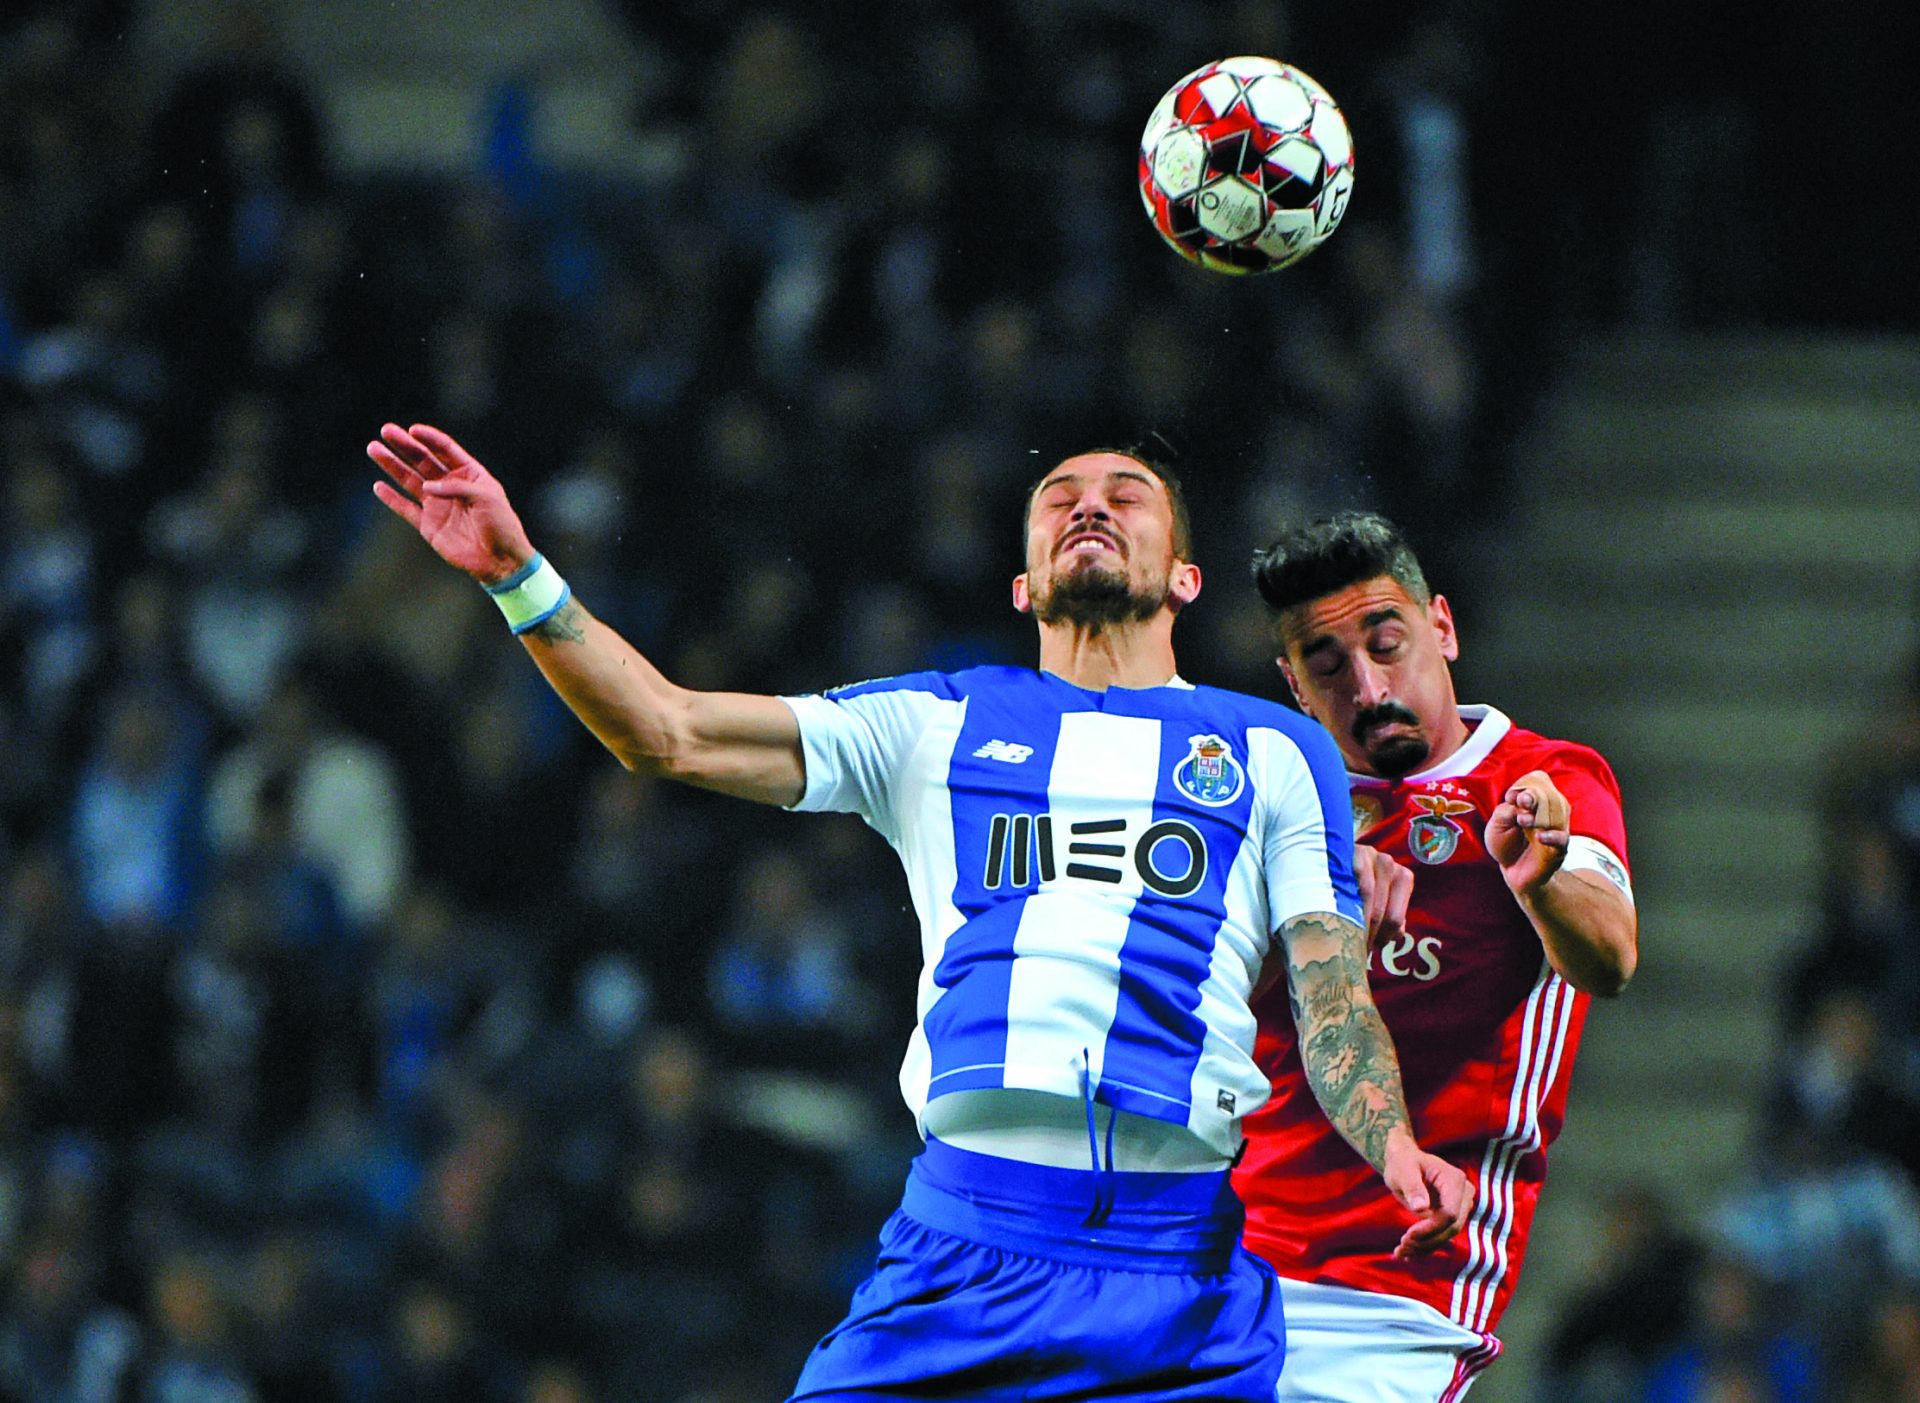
[1534,740,1629,863]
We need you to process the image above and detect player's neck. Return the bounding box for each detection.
[1423,697,1474,769]
[1035,618,1180,691]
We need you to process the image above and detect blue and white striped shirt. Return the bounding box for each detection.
[782,665,1360,1158]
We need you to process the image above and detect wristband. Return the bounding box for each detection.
[484,553,571,634]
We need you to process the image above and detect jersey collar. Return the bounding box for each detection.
[1348,703,1511,788]
[1041,669,1196,693]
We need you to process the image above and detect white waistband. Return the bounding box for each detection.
[922,1088,1231,1173]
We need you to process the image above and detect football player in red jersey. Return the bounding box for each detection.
[1239,512,1638,1401]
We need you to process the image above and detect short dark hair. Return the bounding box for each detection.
[1023,448,1194,561]
[1252,511,1430,615]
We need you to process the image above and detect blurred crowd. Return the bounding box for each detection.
[0,0,1912,1400]
[1541,659,1920,1403]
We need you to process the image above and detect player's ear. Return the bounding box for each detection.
[1428,594,1460,662]
[1012,572,1032,615]
[1276,655,1311,713]
[1168,560,1201,610]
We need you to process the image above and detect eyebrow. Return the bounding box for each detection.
[1296,607,1406,659]
[1038,469,1159,496]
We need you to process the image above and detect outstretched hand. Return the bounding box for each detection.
[1383,1138,1475,1260]
[1484,769,1571,899]
[369,423,534,584]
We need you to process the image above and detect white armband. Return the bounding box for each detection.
[1563,836,1634,905]
[484,553,571,634]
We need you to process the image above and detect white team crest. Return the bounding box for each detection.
[1173,734,1245,807]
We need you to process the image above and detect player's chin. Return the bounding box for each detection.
[1365,734,1431,780]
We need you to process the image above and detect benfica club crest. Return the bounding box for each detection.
[1408,793,1476,865]
[1174,733,1245,807]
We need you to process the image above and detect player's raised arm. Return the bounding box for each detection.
[1485,769,1639,996]
[1278,909,1474,1259]
[369,422,805,807]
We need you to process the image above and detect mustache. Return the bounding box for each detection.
[1352,702,1421,743]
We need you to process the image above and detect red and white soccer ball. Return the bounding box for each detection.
[1138,56,1356,274]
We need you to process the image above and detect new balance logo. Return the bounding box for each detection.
[973,740,1033,763]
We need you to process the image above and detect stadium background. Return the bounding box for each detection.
[2,0,1917,1399]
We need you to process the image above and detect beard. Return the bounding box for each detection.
[1354,701,1431,779]
[1032,559,1167,631]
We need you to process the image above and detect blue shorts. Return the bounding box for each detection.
[788,1138,1285,1401]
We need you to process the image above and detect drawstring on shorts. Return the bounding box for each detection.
[1080,1049,1118,1227]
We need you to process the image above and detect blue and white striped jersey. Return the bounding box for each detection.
[781,665,1361,1157]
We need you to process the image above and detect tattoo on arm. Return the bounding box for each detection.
[1281,911,1411,1173]
[529,599,587,645]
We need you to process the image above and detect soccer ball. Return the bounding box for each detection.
[1138,57,1355,274]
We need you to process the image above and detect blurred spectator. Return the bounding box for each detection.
[1543,1186,1704,1403]
[363,886,499,1143]
[373,1277,493,1403]
[14,272,168,488]
[148,1,327,235]
[1844,1290,1920,1403]
[562,765,711,992]
[1707,1097,1920,1366]
[0,1220,140,1403]
[68,687,204,938]
[573,1026,769,1398]
[233,1234,338,1403]
[169,852,330,1142]
[0,438,96,728]
[205,669,409,932]
[707,847,869,1067]
[0,12,134,323]
[147,411,311,723]
[130,1252,259,1403]
[1762,990,1920,1187]
[404,1095,572,1357]
[1799,667,1920,1059]
[518,1360,594,1403]
[1643,1255,1821,1403]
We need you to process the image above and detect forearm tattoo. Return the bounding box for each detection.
[529,599,587,645]
[1282,912,1411,1172]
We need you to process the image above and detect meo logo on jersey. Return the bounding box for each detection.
[1408,793,1475,864]
[982,812,1208,897]
[1173,734,1244,806]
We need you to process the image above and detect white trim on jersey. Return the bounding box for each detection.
[1447,964,1577,1332]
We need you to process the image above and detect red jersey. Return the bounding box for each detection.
[1235,705,1631,1336]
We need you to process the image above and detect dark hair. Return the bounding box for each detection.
[1022,447,1194,561]
[1251,511,1430,614]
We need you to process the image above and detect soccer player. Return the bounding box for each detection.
[367,425,1473,1402]
[1237,511,1639,1401]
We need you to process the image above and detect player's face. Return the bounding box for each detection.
[1277,575,1461,779]
[1013,453,1199,627]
